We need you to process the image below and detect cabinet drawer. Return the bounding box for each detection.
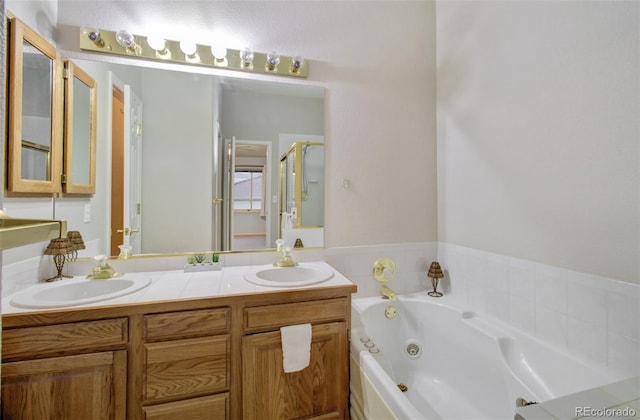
[144,307,230,342]
[244,297,348,332]
[144,335,230,403]
[2,318,128,361]
[143,393,229,420]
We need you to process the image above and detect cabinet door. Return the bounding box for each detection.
[242,322,348,420]
[1,350,126,420]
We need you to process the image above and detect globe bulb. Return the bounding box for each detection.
[266,51,280,68]
[147,36,166,52]
[211,45,227,60]
[80,24,104,47]
[115,29,136,48]
[240,47,254,66]
[179,40,197,56]
[291,56,304,72]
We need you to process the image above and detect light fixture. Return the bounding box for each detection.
[44,238,74,282]
[80,24,105,47]
[290,56,304,74]
[240,47,254,68]
[211,45,227,65]
[79,27,308,78]
[66,230,86,261]
[266,51,280,71]
[115,29,140,54]
[180,40,199,63]
[147,35,170,59]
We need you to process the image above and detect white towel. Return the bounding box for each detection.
[280,323,312,373]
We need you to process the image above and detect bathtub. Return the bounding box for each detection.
[349,293,625,420]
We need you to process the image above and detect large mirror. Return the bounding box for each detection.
[56,57,324,256]
[6,15,63,194]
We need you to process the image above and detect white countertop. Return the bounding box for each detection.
[2,261,355,315]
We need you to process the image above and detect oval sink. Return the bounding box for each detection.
[10,277,152,309]
[244,265,334,287]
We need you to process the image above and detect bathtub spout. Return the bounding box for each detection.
[380,285,397,300]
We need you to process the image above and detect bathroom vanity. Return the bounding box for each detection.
[1,262,356,420]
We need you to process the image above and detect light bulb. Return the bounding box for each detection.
[291,56,304,73]
[240,47,254,67]
[147,35,170,58]
[211,45,227,61]
[179,40,197,56]
[266,51,280,71]
[115,29,136,48]
[147,36,165,51]
[80,24,104,47]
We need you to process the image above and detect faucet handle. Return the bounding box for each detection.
[373,257,396,283]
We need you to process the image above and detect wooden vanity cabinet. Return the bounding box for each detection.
[1,318,128,420]
[242,297,350,420]
[1,285,355,420]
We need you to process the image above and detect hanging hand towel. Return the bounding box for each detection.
[280,323,312,373]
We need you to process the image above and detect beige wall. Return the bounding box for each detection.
[437,1,640,283]
[54,0,439,249]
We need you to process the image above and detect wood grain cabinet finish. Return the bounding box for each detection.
[143,335,230,403]
[242,322,348,420]
[1,287,354,420]
[2,317,128,361]
[244,298,348,333]
[143,393,229,420]
[144,307,230,342]
[1,350,127,420]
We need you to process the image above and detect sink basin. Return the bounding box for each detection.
[10,277,152,309]
[244,265,334,287]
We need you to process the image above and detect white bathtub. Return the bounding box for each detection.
[349,293,625,420]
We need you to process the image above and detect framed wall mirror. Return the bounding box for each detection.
[6,15,63,194]
[62,60,97,194]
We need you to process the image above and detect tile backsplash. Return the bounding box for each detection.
[438,242,640,378]
[2,239,637,378]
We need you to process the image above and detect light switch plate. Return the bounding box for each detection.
[83,203,91,223]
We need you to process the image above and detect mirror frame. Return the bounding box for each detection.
[62,60,97,194]
[6,15,63,195]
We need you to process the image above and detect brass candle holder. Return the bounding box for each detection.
[427,261,444,297]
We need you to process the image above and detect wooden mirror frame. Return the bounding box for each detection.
[6,15,63,195]
[63,60,97,194]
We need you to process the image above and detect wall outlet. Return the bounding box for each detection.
[83,203,91,223]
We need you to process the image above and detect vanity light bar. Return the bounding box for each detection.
[78,28,308,78]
